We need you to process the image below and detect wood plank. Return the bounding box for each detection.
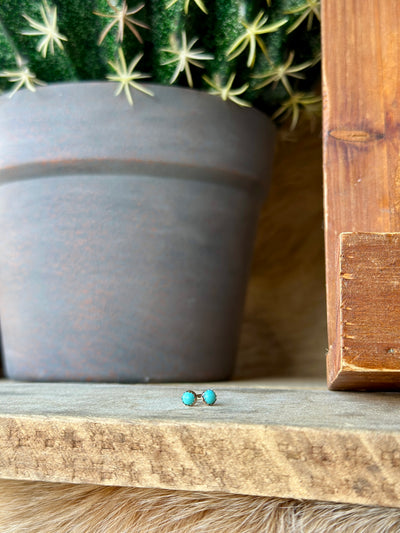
[322,0,400,388]
[1,379,400,507]
[329,232,400,389]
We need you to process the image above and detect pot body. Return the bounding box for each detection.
[0,82,275,382]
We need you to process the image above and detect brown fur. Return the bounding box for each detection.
[1,125,394,530]
[1,480,400,532]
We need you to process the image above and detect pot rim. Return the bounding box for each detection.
[0,81,275,191]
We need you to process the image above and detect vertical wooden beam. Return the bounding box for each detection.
[322,0,400,389]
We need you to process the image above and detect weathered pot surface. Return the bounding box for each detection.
[0,82,275,382]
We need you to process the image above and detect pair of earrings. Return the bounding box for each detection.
[181,389,217,406]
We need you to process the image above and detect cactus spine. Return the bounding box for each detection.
[0,0,321,129]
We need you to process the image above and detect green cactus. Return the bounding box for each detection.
[0,0,321,129]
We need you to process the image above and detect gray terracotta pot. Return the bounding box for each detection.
[0,82,275,382]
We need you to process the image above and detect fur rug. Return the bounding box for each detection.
[0,480,400,532]
[1,124,395,530]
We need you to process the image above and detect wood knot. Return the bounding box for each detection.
[329,129,383,143]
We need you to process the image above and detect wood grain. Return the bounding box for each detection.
[328,232,400,389]
[322,0,400,388]
[1,379,400,507]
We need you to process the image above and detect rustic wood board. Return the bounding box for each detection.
[1,379,400,508]
[322,0,400,388]
[329,232,400,389]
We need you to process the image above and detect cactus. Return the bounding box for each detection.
[0,0,321,129]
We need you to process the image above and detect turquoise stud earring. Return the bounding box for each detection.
[181,389,217,406]
[181,390,197,406]
[202,389,217,405]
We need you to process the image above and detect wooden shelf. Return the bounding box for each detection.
[1,378,400,508]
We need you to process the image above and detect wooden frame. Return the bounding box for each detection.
[323,0,400,389]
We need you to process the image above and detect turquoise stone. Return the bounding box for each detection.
[202,389,217,405]
[182,390,196,406]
